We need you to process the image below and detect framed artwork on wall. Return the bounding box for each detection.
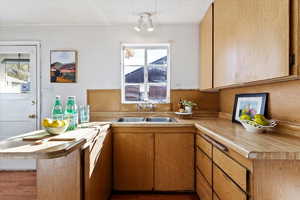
[232,93,268,123]
[50,50,77,83]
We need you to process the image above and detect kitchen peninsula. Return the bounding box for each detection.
[0,123,112,200]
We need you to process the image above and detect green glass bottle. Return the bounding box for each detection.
[64,96,78,130]
[51,96,64,120]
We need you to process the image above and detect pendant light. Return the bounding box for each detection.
[133,12,155,32]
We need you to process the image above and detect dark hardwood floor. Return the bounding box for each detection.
[111,194,199,200]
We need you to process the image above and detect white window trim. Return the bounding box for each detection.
[121,43,171,104]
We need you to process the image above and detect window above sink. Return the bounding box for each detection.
[121,43,171,104]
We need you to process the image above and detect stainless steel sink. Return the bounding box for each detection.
[117,117,145,122]
[116,117,177,123]
[146,117,177,122]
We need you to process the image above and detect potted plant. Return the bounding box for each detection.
[182,100,197,113]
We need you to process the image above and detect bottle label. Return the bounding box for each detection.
[65,113,78,130]
[52,114,64,120]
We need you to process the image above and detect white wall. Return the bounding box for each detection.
[0,24,199,118]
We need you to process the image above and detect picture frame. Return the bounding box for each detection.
[232,93,268,123]
[50,50,77,83]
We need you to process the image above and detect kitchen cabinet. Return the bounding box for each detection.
[196,169,212,200]
[196,147,212,185]
[213,164,247,200]
[214,0,290,87]
[84,130,112,200]
[154,133,194,191]
[112,126,196,192]
[113,133,154,191]
[199,4,213,90]
[195,133,250,200]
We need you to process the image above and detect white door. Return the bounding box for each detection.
[0,44,39,170]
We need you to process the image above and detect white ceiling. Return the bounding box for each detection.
[0,0,212,26]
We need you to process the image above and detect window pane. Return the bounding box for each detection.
[125,85,145,102]
[148,66,167,83]
[148,85,167,102]
[124,48,145,66]
[124,66,144,83]
[147,49,168,65]
[0,53,31,93]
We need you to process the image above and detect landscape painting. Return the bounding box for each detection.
[50,50,77,83]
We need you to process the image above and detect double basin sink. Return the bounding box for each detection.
[116,117,177,123]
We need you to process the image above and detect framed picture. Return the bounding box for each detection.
[232,93,268,123]
[50,50,77,83]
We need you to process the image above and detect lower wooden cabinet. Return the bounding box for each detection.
[196,147,212,185]
[196,133,249,200]
[113,133,154,191]
[113,127,195,192]
[213,147,247,191]
[84,130,112,200]
[155,133,194,191]
[196,169,213,200]
[213,164,247,200]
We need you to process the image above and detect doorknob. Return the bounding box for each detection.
[28,114,37,119]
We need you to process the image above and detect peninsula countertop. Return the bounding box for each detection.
[0,122,111,159]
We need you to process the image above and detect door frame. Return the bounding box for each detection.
[0,41,41,130]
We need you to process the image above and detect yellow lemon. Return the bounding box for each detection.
[63,120,69,127]
[51,120,63,128]
[240,114,251,121]
[42,118,53,128]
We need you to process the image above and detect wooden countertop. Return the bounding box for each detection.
[195,118,300,160]
[0,123,111,159]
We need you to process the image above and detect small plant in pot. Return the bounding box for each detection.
[182,100,197,113]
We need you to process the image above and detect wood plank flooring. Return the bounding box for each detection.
[111,194,199,200]
[0,171,199,200]
[0,171,37,200]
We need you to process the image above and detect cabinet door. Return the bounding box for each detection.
[113,133,154,191]
[214,0,289,87]
[84,130,112,200]
[154,133,194,191]
[200,4,213,90]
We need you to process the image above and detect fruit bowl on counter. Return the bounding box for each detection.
[239,114,278,133]
[43,118,69,135]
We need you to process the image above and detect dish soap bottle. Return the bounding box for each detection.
[51,96,64,120]
[64,96,78,130]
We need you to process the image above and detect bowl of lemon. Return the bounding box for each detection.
[42,118,69,135]
[239,114,277,133]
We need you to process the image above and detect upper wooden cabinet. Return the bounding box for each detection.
[213,0,290,87]
[200,4,214,90]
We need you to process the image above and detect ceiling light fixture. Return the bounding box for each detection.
[134,12,155,32]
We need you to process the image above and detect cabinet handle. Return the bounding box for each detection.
[202,134,228,152]
[28,114,37,119]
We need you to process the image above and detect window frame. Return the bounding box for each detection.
[121,43,171,104]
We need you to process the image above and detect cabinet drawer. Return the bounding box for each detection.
[213,147,247,191]
[196,169,212,200]
[196,147,212,185]
[196,134,212,158]
[213,164,247,200]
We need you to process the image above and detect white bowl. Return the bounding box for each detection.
[240,119,277,133]
[45,124,68,135]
